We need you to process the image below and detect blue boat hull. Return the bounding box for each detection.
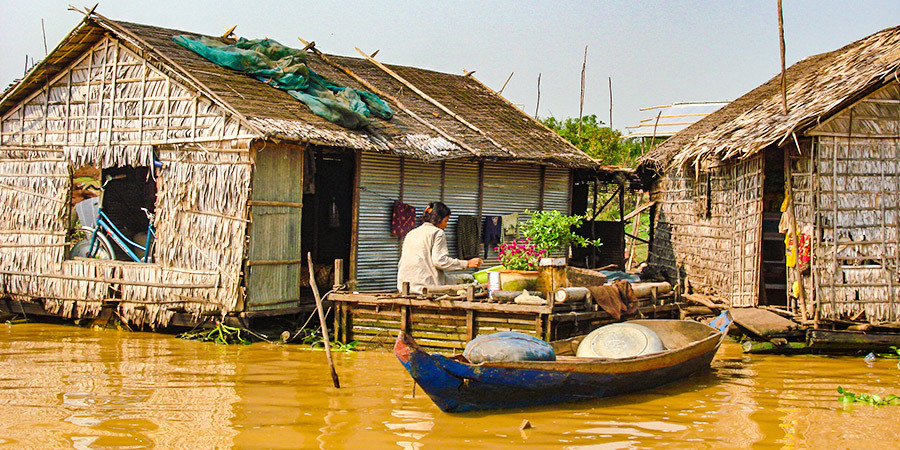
[395,318,729,412]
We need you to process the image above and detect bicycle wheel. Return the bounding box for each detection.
[79,227,116,260]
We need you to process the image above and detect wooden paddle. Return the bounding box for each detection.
[308,252,340,388]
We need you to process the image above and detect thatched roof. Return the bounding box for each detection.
[641,24,900,171]
[0,12,597,168]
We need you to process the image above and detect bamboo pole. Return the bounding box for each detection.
[578,45,587,135]
[626,191,643,270]
[498,72,514,95]
[777,0,788,114]
[354,47,513,156]
[308,252,340,388]
[534,73,541,119]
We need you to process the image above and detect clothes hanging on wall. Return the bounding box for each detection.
[483,216,502,257]
[456,215,480,259]
[391,200,416,238]
[501,212,519,241]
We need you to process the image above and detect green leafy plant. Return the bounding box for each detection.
[521,209,599,253]
[540,114,644,165]
[177,322,252,345]
[495,239,547,271]
[838,386,900,406]
[301,329,358,352]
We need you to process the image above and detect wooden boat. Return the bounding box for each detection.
[394,313,732,412]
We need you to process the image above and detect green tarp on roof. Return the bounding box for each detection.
[174,35,392,129]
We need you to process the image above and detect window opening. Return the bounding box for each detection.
[69,164,158,263]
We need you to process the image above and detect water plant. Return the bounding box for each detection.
[300,329,358,352]
[837,386,900,406]
[177,322,252,345]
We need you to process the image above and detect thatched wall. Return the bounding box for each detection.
[0,34,253,151]
[0,140,250,327]
[650,154,763,307]
[0,33,255,327]
[803,82,900,321]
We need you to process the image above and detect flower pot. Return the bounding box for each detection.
[498,270,539,291]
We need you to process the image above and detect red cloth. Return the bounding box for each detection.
[391,201,416,237]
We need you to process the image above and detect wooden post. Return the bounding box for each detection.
[401,281,410,297]
[466,310,475,341]
[777,0,788,114]
[400,305,410,335]
[307,252,340,388]
[333,259,344,289]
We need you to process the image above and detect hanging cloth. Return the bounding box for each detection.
[501,212,519,241]
[483,216,502,257]
[391,200,416,238]
[457,215,480,259]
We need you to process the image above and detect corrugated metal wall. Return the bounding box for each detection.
[543,167,572,214]
[356,153,402,290]
[443,161,481,259]
[355,154,572,292]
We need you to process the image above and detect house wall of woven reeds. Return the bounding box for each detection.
[641,25,900,323]
[0,13,597,328]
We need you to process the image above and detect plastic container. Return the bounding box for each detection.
[487,271,500,297]
[576,323,666,358]
[473,265,503,284]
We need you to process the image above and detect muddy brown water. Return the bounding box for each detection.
[1,323,899,449]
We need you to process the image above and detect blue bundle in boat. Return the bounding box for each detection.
[463,331,556,364]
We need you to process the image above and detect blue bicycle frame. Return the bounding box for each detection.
[88,209,156,263]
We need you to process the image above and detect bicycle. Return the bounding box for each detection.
[70,174,156,263]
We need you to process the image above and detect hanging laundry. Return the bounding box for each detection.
[391,200,416,238]
[457,215,480,259]
[501,212,519,241]
[483,216,502,257]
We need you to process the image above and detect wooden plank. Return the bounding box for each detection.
[466,310,475,341]
[730,308,801,338]
[329,293,552,313]
[807,329,900,351]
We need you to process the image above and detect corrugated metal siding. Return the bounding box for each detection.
[543,167,573,258]
[400,158,442,221]
[246,145,304,310]
[482,162,542,262]
[355,157,573,291]
[442,161,480,258]
[542,167,571,214]
[357,153,402,291]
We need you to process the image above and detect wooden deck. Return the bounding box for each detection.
[329,290,681,352]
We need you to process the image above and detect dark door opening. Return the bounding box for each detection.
[301,149,355,285]
[760,148,787,306]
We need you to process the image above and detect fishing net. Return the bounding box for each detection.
[173,35,393,129]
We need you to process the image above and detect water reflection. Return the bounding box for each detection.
[1,323,899,449]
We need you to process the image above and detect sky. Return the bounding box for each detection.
[1,1,899,133]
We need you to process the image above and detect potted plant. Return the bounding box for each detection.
[495,238,546,291]
[520,209,597,255]
[494,210,599,292]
